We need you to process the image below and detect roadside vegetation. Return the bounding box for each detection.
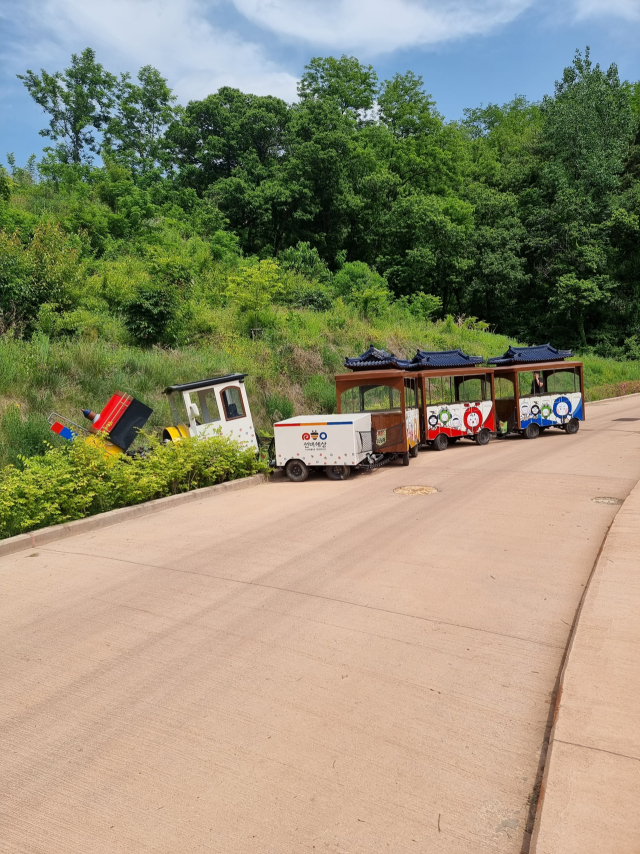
[1,45,639,514]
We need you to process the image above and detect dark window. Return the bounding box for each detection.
[221,386,246,420]
[340,385,401,413]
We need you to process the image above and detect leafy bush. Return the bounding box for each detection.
[0,432,267,539]
[333,261,391,318]
[124,281,178,345]
[278,241,331,284]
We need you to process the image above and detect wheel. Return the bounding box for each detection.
[284,458,309,482]
[476,428,491,446]
[409,443,419,458]
[402,451,410,466]
[565,418,580,435]
[433,433,449,451]
[524,423,540,440]
[325,464,351,480]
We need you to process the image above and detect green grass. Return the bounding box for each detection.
[1,307,639,466]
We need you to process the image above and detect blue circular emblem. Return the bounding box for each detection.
[319,432,327,440]
[553,397,572,419]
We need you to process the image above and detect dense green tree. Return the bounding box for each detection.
[18,48,116,163]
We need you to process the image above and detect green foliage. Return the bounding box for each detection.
[265,393,294,423]
[123,281,179,345]
[18,48,117,164]
[0,405,59,468]
[226,259,283,328]
[0,432,267,539]
[333,261,391,317]
[303,375,337,413]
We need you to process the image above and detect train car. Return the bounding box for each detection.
[336,346,420,466]
[488,345,584,438]
[162,374,258,451]
[404,349,496,451]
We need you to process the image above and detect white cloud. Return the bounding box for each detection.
[231,0,536,52]
[573,0,640,21]
[3,0,299,103]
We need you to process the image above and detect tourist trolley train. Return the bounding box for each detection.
[49,343,584,483]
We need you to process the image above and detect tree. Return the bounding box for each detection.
[103,66,178,174]
[298,56,378,120]
[18,48,116,164]
[378,71,437,138]
[540,48,636,200]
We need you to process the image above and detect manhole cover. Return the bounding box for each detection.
[394,485,438,495]
[592,497,624,505]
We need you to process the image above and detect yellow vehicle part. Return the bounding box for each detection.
[84,435,122,457]
[162,423,190,443]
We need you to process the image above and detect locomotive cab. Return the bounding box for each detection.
[163,374,258,451]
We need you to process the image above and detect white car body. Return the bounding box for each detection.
[274,413,372,469]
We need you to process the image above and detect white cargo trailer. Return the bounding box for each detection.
[274,413,372,481]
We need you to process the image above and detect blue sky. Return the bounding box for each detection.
[1,0,639,167]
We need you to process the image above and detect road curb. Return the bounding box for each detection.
[0,473,269,558]
[586,391,640,405]
[531,476,640,852]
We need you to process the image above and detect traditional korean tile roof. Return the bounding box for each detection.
[405,348,484,369]
[487,344,574,366]
[343,346,405,370]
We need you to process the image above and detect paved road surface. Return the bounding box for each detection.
[2,394,639,853]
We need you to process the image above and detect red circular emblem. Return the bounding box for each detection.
[464,407,483,432]
[302,432,310,441]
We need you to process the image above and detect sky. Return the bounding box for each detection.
[1,0,639,167]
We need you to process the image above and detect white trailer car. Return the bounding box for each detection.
[163,374,258,451]
[274,413,372,481]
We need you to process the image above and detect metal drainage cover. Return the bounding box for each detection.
[593,497,624,505]
[394,485,438,495]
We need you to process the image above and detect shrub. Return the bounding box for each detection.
[333,261,391,318]
[124,282,179,345]
[0,432,267,539]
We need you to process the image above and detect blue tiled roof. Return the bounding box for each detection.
[406,348,484,369]
[487,344,574,366]
[344,346,404,370]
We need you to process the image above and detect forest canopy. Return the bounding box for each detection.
[3,47,640,357]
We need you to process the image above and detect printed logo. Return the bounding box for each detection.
[376,428,387,446]
[302,432,310,440]
[302,428,328,450]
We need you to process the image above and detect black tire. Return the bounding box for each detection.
[524,423,540,440]
[476,428,491,446]
[409,443,419,458]
[433,433,449,451]
[402,451,410,466]
[565,418,580,435]
[284,458,309,482]
[325,464,351,480]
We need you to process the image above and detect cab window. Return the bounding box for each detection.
[340,385,401,412]
[221,386,246,420]
[427,376,454,404]
[546,370,578,393]
[197,390,221,423]
[404,378,417,408]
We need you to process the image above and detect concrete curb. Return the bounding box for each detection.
[586,391,640,405]
[0,473,269,559]
[531,477,640,853]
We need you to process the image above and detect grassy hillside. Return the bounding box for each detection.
[2,309,639,468]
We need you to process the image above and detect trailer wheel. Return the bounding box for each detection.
[325,464,351,480]
[565,418,580,435]
[409,443,419,458]
[476,428,491,446]
[524,423,540,440]
[402,451,410,466]
[285,459,309,482]
[433,433,449,451]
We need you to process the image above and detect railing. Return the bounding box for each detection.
[357,422,404,453]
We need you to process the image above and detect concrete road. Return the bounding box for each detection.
[2,394,639,854]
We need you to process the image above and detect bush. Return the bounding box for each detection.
[124,282,179,345]
[0,432,268,539]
